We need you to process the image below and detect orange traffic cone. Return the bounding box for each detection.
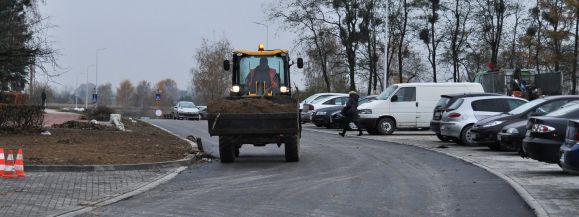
[15,149,25,178]
[0,148,5,177]
[3,150,16,179]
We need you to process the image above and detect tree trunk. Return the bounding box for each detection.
[431,5,437,83]
[573,13,578,95]
[398,0,408,84]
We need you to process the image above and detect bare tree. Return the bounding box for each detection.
[116,80,134,107]
[190,38,232,104]
[134,80,152,108]
[97,83,113,106]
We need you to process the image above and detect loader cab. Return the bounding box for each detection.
[224,44,303,97]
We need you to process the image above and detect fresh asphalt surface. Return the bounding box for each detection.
[84,119,533,217]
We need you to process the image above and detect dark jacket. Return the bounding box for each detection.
[342,94,360,117]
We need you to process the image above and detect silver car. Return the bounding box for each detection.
[440,96,527,145]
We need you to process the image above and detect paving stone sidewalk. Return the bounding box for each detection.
[0,167,183,216]
[306,126,579,217]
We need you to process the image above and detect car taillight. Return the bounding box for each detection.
[448,112,461,118]
[531,124,555,133]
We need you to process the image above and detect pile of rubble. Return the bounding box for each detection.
[207,98,297,114]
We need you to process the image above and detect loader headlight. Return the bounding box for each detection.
[280,86,289,93]
[230,85,240,93]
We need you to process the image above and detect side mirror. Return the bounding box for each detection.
[223,60,230,71]
[297,58,304,69]
[529,111,543,116]
[391,95,398,102]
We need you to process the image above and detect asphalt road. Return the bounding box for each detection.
[84,119,533,217]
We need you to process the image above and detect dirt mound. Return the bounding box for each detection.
[52,121,116,130]
[208,98,297,113]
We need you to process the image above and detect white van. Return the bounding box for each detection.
[358,83,484,135]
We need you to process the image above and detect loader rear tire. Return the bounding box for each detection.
[285,135,300,162]
[219,137,235,163]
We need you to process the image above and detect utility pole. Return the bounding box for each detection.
[383,0,389,90]
[85,65,95,109]
[95,48,107,95]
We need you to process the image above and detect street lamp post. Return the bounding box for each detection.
[253,22,268,49]
[85,65,95,109]
[384,0,389,89]
[95,48,107,94]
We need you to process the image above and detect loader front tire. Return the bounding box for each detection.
[219,137,235,163]
[285,135,300,162]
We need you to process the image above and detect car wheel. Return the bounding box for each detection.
[436,133,451,142]
[376,118,395,135]
[460,125,475,146]
[219,137,235,163]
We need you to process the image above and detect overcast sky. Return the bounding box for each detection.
[39,0,300,92]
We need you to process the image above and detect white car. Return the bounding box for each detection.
[172,101,200,120]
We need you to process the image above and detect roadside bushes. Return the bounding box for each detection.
[90,106,115,121]
[0,92,29,105]
[0,104,44,131]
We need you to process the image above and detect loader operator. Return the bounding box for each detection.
[245,57,279,94]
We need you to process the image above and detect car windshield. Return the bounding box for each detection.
[508,98,546,115]
[239,55,285,95]
[180,102,195,108]
[447,98,464,111]
[376,85,398,100]
[546,103,579,117]
[311,96,334,104]
[435,97,451,110]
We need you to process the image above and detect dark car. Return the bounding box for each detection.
[431,93,501,141]
[497,120,527,152]
[471,95,579,150]
[522,103,579,164]
[311,105,343,128]
[560,119,579,173]
[499,101,579,152]
[328,95,377,129]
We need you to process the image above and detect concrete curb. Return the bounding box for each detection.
[51,166,188,217]
[304,128,548,217]
[25,156,194,172]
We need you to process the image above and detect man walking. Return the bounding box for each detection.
[339,91,363,137]
[41,90,47,110]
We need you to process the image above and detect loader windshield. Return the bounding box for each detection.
[239,56,286,95]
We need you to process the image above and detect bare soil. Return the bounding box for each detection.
[0,120,194,165]
[208,98,297,113]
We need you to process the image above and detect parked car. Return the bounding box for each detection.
[521,103,579,164]
[358,82,484,135]
[299,93,348,123]
[303,95,350,123]
[431,93,501,141]
[498,101,579,152]
[471,95,579,150]
[311,105,342,127]
[497,120,527,152]
[172,101,201,120]
[324,95,378,129]
[439,96,527,145]
[197,106,208,120]
[560,119,579,173]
